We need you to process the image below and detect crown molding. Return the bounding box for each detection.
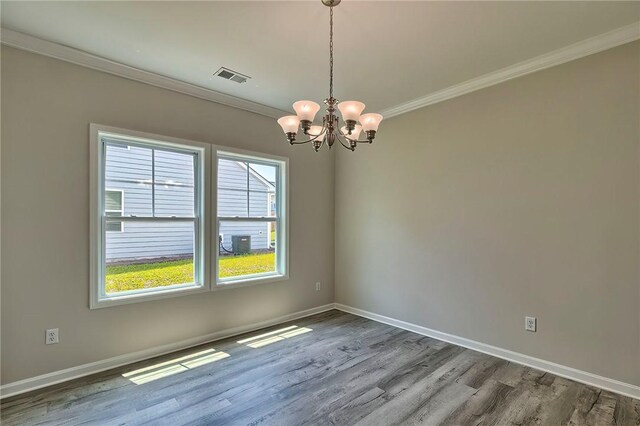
[0,28,288,119]
[2,22,638,121]
[381,21,640,119]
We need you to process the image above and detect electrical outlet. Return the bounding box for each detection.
[315,282,321,291]
[525,317,536,332]
[46,328,59,344]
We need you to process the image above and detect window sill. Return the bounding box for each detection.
[215,273,289,291]
[91,284,208,309]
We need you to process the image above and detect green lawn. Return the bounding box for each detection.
[106,253,276,293]
[218,252,276,279]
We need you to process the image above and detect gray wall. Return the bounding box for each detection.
[3,40,639,389]
[335,41,640,386]
[1,46,334,384]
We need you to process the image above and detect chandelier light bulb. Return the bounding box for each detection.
[359,113,383,132]
[337,101,366,122]
[277,115,300,134]
[292,101,321,122]
[341,124,362,140]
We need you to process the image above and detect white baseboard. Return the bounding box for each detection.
[334,303,640,401]
[0,304,335,399]
[4,303,639,401]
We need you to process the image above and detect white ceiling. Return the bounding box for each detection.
[2,1,640,116]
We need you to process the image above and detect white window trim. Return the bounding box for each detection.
[90,124,211,309]
[90,124,289,308]
[213,147,289,290]
[104,188,124,232]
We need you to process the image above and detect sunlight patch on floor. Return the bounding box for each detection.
[123,348,230,385]
[237,325,312,348]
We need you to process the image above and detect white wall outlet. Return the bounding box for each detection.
[46,328,59,344]
[315,282,321,291]
[525,317,537,332]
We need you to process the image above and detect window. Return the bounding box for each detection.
[91,124,288,308]
[105,190,124,232]
[91,125,208,308]
[216,152,287,285]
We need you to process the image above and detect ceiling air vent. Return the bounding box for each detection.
[214,67,250,84]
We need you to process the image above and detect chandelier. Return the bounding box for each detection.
[276,0,383,152]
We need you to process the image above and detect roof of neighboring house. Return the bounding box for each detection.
[235,161,275,191]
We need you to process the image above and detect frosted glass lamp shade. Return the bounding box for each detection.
[338,101,365,121]
[277,115,300,134]
[359,113,383,132]
[309,125,325,138]
[292,101,321,122]
[341,124,362,140]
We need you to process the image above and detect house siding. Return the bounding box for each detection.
[104,144,274,263]
[217,158,272,252]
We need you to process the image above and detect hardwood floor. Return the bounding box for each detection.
[2,310,639,425]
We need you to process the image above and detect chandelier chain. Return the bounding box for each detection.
[329,5,334,100]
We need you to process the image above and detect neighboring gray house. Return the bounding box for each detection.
[217,158,276,254]
[104,144,275,263]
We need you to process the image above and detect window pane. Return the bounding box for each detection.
[248,163,277,191]
[105,222,122,232]
[218,188,248,217]
[105,220,195,294]
[248,163,277,217]
[217,158,277,218]
[154,150,195,217]
[218,220,276,279]
[105,212,122,232]
[105,142,153,216]
[105,189,123,232]
[218,158,248,217]
[105,190,122,211]
[215,153,284,285]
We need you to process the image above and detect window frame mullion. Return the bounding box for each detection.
[151,148,155,218]
[216,216,277,222]
[246,161,250,217]
[104,216,197,222]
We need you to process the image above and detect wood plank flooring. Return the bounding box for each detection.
[2,310,639,425]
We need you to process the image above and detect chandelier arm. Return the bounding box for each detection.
[290,123,328,144]
[335,132,355,151]
[338,129,371,144]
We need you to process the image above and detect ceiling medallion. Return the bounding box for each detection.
[277,0,383,152]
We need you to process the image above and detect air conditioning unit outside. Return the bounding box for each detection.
[231,235,251,255]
